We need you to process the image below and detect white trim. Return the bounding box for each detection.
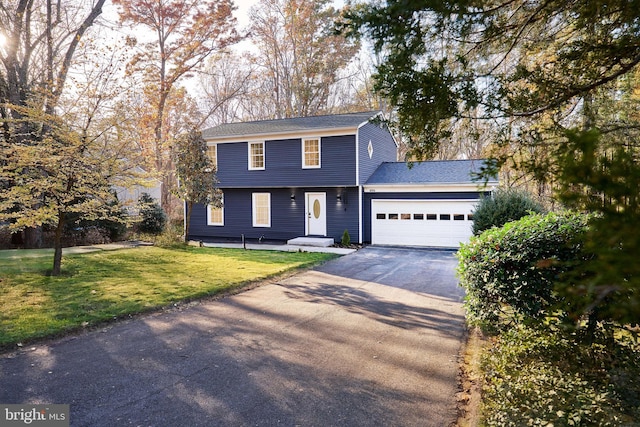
[354,117,368,244]
[364,182,498,193]
[370,198,481,203]
[252,192,271,227]
[355,119,367,186]
[305,192,327,236]
[207,194,224,226]
[248,141,265,171]
[301,137,321,169]
[205,128,358,144]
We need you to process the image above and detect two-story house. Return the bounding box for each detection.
[186,111,497,247]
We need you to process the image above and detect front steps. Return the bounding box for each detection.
[286,237,334,247]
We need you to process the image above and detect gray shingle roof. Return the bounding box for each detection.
[365,160,498,185]
[202,111,381,139]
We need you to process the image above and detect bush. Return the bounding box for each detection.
[481,323,640,426]
[341,229,351,247]
[457,211,590,329]
[0,225,12,249]
[151,220,184,248]
[72,205,129,243]
[137,193,167,235]
[96,204,129,242]
[472,188,546,235]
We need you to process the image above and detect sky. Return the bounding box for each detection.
[234,0,346,31]
[235,0,258,28]
[101,1,259,35]
[100,0,346,49]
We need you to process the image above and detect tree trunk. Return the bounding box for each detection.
[161,173,173,216]
[52,212,65,276]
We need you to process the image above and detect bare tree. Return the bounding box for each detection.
[113,0,240,216]
[198,53,254,128]
[248,0,359,119]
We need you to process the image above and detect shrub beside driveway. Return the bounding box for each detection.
[457,212,640,425]
[0,246,336,350]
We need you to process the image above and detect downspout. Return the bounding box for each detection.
[358,190,363,245]
[355,126,361,244]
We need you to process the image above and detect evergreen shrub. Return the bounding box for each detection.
[472,188,546,235]
[137,193,167,235]
[341,229,351,247]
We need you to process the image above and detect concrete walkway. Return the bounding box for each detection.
[196,240,356,255]
[61,241,153,254]
[0,241,152,258]
[0,247,465,426]
[1,240,354,257]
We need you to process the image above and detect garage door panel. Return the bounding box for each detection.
[372,200,477,247]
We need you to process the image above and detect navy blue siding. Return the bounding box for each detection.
[327,186,360,243]
[216,135,356,188]
[362,191,490,242]
[188,187,359,243]
[357,122,397,184]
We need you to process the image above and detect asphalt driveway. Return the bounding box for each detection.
[0,247,466,426]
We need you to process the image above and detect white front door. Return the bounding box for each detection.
[306,192,327,236]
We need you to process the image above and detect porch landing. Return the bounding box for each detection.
[286,237,334,247]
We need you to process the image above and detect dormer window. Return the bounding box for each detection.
[248,141,265,170]
[302,138,321,168]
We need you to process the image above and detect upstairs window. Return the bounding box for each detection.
[248,141,265,170]
[302,138,321,168]
[206,144,217,168]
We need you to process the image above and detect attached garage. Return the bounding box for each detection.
[371,199,477,247]
[363,160,498,248]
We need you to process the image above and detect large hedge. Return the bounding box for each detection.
[457,211,590,328]
[472,188,546,235]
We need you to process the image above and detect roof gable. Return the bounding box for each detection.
[365,160,498,185]
[202,111,381,140]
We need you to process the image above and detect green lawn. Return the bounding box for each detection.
[0,246,336,349]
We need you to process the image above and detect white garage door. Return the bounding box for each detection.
[371,199,477,247]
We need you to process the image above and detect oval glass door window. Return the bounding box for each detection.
[313,199,321,219]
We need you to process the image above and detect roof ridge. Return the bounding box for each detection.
[211,110,381,127]
[202,111,384,139]
[402,158,488,163]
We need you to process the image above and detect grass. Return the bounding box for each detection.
[0,245,336,349]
